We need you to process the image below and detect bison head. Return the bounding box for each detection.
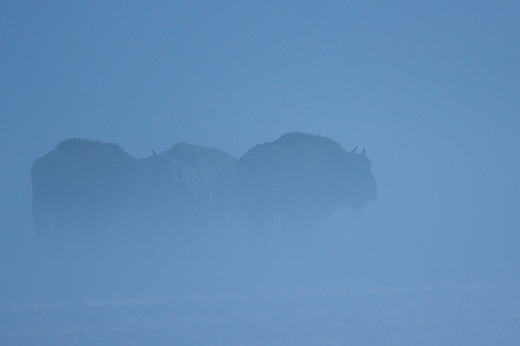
[342,147,378,212]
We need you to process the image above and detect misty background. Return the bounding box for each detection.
[1,1,520,344]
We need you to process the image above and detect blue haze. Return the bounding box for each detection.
[1,1,519,344]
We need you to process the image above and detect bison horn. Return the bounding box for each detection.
[361,148,366,156]
[350,146,358,154]
[151,150,157,156]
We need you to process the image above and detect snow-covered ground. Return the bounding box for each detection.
[1,223,519,345]
[2,283,519,345]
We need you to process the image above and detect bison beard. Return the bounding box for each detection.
[236,132,378,242]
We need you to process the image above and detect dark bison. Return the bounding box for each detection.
[128,142,238,241]
[31,139,140,247]
[31,139,238,248]
[236,132,377,240]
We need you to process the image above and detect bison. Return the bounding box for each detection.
[129,143,239,242]
[31,139,140,248]
[236,132,377,241]
[31,139,239,248]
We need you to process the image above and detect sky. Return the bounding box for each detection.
[1,1,520,287]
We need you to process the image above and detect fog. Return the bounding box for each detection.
[1,1,519,344]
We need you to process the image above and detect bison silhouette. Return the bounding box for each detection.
[31,139,238,248]
[129,143,238,242]
[236,132,377,240]
[31,139,140,247]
